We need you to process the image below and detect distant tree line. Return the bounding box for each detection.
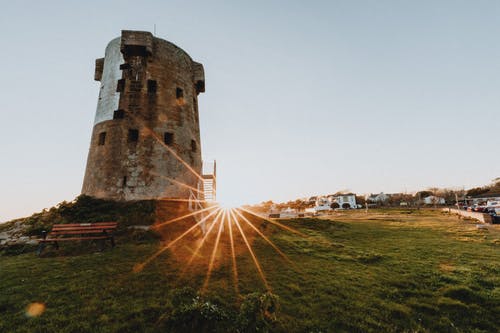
[249,177,499,210]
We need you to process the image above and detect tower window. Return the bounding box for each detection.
[98,132,106,146]
[191,139,197,152]
[122,176,127,187]
[164,132,174,145]
[113,109,125,119]
[128,129,139,142]
[119,63,130,70]
[176,87,184,99]
[116,79,125,92]
[147,80,157,94]
[195,80,205,94]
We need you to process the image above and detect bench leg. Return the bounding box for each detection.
[110,236,115,248]
[53,241,59,250]
[36,243,46,256]
[98,239,105,252]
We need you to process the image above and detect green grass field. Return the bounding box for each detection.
[1,209,499,332]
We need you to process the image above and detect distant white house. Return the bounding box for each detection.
[280,207,298,218]
[305,204,332,214]
[368,193,389,203]
[423,195,445,205]
[328,194,357,209]
[308,194,358,211]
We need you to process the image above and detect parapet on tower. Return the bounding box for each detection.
[82,30,206,201]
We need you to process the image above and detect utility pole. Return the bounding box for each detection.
[365,194,369,214]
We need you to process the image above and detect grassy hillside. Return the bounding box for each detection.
[1,209,499,332]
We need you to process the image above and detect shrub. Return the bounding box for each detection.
[163,289,230,333]
[237,292,280,332]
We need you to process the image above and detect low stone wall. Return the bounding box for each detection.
[443,208,493,224]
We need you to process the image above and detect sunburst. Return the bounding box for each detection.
[126,114,303,294]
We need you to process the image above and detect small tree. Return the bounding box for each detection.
[466,187,489,197]
[355,195,366,207]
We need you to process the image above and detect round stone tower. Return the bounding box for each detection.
[82,30,205,201]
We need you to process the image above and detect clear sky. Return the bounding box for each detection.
[1,0,499,222]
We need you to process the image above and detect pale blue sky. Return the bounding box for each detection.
[1,1,499,221]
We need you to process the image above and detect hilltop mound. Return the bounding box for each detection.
[0,195,156,250]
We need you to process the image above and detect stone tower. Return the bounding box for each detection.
[82,30,205,201]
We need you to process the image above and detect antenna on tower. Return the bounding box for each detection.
[154,24,156,36]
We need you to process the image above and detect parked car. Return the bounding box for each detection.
[474,206,487,212]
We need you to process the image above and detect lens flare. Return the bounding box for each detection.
[227,209,239,294]
[124,110,303,293]
[154,205,218,229]
[181,209,225,274]
[234,208,295,267]
[25,302,45,318]
[239,207,307,237]
[135,207,221,272]
[202,210,226,292]
[231,209,270,291]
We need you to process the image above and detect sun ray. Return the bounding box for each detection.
[153,205,218,229]
[150,171,206,196]
[180,209,224,275]
[202,209,226,293]
[136,118,205,183]
[158,198,209,203]
[239,207,306,237]
[233,208,296,267]
[227,209,239,294]
[134,207,222,272]
[232,210,270,291]
[125,112,205,183]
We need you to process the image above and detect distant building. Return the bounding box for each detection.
[307,196,318,204]
[367,193,389,203]
[306,205,332,214]
[280,207,299,218]
[423,196,446,205]
[329,194,357,209]
[310,193,358,210]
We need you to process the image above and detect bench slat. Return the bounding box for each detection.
[51,226,116,231]
[52,223,116,228]
[40,236,111,242]
[52,222,116,225]
[51,225,116,229]
[50,230,112,235]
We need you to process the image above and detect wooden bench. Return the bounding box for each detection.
[37,222,117,256]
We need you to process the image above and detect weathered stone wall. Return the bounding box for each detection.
[82,30,204,201]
